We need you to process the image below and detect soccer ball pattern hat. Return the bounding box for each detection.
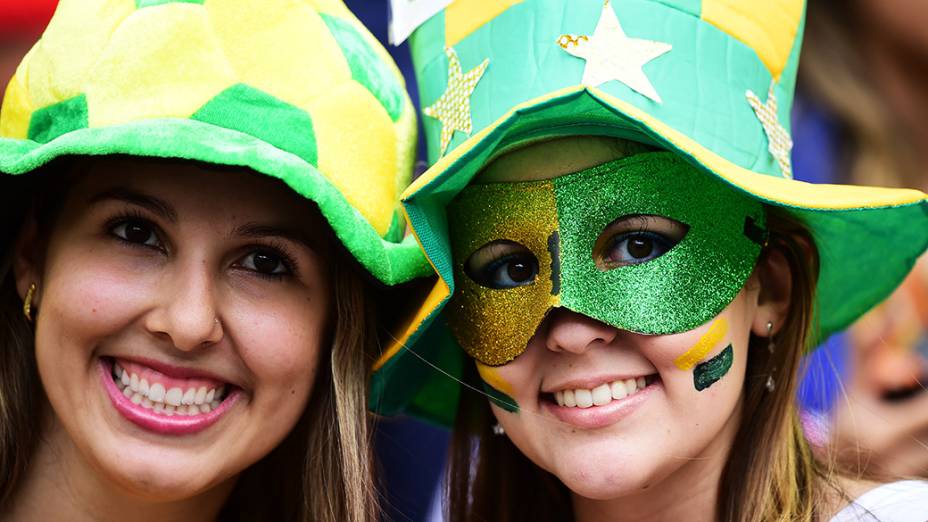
[369,0,928,425]
[0,0,430,285]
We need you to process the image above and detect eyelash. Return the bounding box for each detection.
[105,211,300,281]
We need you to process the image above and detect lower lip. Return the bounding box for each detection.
[98,359,240,436]
[543,381,660,429]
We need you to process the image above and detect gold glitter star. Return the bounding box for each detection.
[423,47,489,156]
[746,81,794,179]
[557,0,671,103]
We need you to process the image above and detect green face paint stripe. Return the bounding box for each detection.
[693,344,734,391]
[481,381,520,413]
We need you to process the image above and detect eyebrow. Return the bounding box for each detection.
[231,222,323,254]
[88,187,178,223]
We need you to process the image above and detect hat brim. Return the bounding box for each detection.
[370,86,927,425]
[0,118,432,286]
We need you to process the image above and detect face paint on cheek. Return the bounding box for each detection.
[674,318,729,370]
[693,344,734,391]
[476,362,520,413]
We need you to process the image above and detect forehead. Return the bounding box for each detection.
[478,136,653,183]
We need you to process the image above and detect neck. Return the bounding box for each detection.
[572,400,740,522]
[2,407,234,522]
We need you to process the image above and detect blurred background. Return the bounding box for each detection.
[2,1,926,520]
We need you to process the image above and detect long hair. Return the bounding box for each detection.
[445,207,841,522]
[0,160,380,522]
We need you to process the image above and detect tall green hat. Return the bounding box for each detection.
[370,0,928,425]
[0,0,431,285]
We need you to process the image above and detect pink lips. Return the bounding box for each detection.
[99,359,240,436]
[543,380,659,430]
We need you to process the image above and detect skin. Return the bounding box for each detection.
[7,158,331,522]
[476,137,794,522]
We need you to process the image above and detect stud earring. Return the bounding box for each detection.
[492,423,505,436]
[23,282,37,322]
[765,321,776,392]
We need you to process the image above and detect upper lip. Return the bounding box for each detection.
[543,373,656,394]
[108,355,233,385]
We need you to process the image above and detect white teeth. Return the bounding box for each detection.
[139,378,149,396]
[165,405,176,416]
[199,403,211,414]
[121,371,130,387]
[210,400,220,410]
[130,373,139,392]
[154,402,164,413]
[574,389,593,408]
[165,387,183,407]
[554,376,653,409]
[591,383,612,406]
[195,387,207,405]
[563,389,577,407]
[131,393,143,405]
[182,388,196,405]
[123,386,133,398]
[611,380,628,400]
[141,398,153,409]
[148,383,165,402]
[206,388,216,403]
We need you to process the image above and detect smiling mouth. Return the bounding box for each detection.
[549,374,659,409]
[106,358,230,416]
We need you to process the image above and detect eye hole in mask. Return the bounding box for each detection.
[593,215,688,270]
[465,240,540,289]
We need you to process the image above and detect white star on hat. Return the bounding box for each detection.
[557,0,672,103]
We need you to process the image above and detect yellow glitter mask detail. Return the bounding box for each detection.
[447,181,560,365]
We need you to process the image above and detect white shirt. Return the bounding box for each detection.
[831,481,928,522]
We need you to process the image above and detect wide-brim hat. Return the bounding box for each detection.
[0,0,431,286]
[370,0,928,426]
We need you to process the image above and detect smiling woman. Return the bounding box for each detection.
[0,1,428,521]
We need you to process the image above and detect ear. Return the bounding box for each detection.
[750,246,792,338]
[13,216,43,307]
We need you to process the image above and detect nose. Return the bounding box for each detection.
[543,308,619,354]
[144,260,224,351]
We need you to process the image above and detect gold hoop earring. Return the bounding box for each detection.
[23,282,37,322]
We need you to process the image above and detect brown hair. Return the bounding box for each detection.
[0,161,380,522]
[445,207,846,522]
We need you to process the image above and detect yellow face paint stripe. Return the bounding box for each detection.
[674,317,729,370]
[476,362,515,396]
[701,0,803,81]
[445,0,522,47]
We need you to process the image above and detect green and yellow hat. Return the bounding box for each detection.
[0,0,430,285]
[370,0,928,425]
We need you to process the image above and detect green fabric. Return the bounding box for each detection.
[482,381,519,412]
[28,95,89,144]
[0,119,432,285]
[320,13,405,122]
[136,0,205,8]
[192,83,318,167]
[417,0,779,175]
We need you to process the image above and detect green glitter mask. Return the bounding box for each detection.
[446,152,766,366]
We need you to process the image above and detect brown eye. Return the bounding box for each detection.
[506,260,535,283]
[112,219,160,247]
[241,250,290,276]
[464,240,539,289]
[626,237,654,259]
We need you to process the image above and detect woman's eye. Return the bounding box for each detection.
[240,250,290,276]
[111,219,160,248]
[602,231,676,267]
[466,253,539,289]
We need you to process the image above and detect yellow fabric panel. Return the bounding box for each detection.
[476,362,515,396]
[84,4,236,128]
[374,270,450,371]
[26,0,136,109]
[0,73,33,139]
[701,0,803,81]
[406,85,926,210]
[305,82,397,235]
[445,0,523,47]
[394,102,417,206]
[205,0,351,109]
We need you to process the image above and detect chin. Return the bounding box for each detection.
[558,464,658,500]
